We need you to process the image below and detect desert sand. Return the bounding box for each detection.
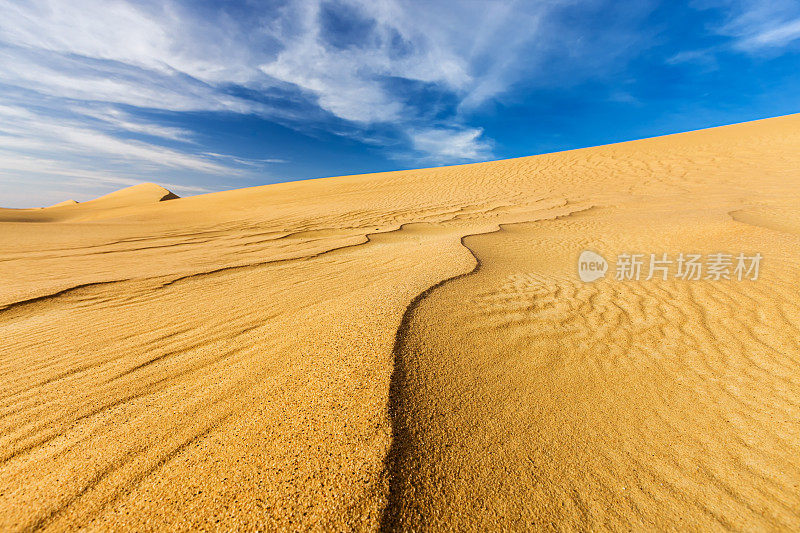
[1,114,800,531]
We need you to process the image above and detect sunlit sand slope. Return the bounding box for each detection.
[384,206,800,531]
[1,114,800,531]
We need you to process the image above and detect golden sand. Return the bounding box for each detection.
[1,115,799,530]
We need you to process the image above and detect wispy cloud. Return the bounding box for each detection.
[0,102,234,173]
[203,153,289,166]
[688,0,800,53]
[76,106,196,142]
[734,17,800,50]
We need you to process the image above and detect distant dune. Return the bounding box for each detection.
[87,182,180,205]
[0,183,179,223]
[47,199,79,208]
[1,115,800,530]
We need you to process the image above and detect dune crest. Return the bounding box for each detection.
[1,115,800,530]
[47,199,79,208]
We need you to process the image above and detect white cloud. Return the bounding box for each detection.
[258,0,474,123]
[0,0,266,87]
[410,127,492,163]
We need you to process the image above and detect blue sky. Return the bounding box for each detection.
[1,0,799,207]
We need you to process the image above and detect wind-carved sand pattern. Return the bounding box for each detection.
[2,115,800,530]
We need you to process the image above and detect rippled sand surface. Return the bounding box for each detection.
[1,115,800,530]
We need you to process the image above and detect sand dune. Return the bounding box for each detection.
[47,200,78,208]
[2,114,800,530]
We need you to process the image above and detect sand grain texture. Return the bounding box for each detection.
[2,115,800,531]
